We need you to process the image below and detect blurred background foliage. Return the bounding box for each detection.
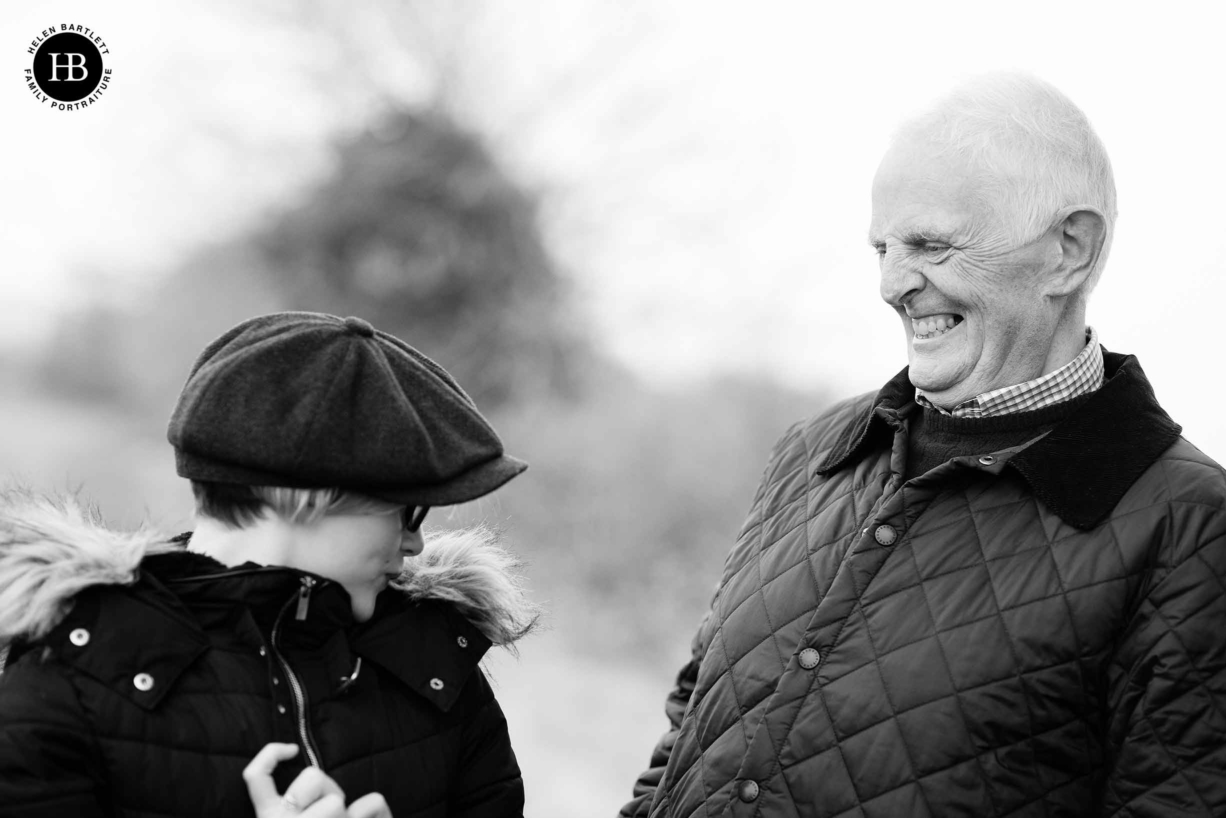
[1,1,827,812]
[36,104,585,412]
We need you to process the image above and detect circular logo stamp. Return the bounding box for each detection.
[24,24,112,110]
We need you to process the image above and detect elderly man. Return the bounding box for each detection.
[620,74,1226,818]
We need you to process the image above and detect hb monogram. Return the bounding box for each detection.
[47,53,88,81]
[26,26,111,108]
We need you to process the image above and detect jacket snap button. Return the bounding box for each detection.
[978,455,996,466]
[133,673,155,692]
[738,779,760,803]
[874,524,898,546]
[69,628,90,647]
[457,636,468,648]
[430,678,445,691]
[277,704,287,715]
[798,648,820,670]
[258,646,267,657]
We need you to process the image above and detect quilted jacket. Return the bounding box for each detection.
[621,352,1226,818]
[0,495,536,818]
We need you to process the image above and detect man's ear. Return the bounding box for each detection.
[1046,206,1106,297]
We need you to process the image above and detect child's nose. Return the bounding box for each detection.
[401,529,425,557]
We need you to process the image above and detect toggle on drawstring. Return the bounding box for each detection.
[337,656,362,694]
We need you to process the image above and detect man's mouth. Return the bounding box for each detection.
[911,313,963,340]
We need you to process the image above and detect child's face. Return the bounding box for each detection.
[290,510,424,622]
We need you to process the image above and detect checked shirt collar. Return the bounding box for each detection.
[916,327,1103,418]
[817,348,1182,530]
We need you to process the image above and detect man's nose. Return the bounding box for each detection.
[878,249,925,307]
[401,529,425,557]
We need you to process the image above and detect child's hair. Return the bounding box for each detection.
[191,481,402,529]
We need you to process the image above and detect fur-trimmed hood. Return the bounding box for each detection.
[0,489,539,650]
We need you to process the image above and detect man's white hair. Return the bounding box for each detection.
[894,72,1117,291]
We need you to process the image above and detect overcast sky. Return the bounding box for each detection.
[4,0,1225,455]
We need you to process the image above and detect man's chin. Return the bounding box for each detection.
[907,363,953,393]
[906,364,974,405]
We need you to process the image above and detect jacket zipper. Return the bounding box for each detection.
[295,576,315,621]
[271,576,323,768]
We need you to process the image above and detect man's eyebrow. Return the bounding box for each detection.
[868,226,954,246]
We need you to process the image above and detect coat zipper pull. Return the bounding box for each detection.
[295,577,316,621]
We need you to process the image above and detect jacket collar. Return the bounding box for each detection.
[44,575,211,711]
[817,351,1182,530]
[154,549,492,711]
[352,593,492,713]
[46,549,490,713]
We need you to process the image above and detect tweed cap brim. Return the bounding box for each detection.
[174,448,528,507]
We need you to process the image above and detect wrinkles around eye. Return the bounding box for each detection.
[875,244,953,264]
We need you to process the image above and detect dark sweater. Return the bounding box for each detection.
[905,393,1094,480]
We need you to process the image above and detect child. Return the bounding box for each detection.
[0,312,538,817]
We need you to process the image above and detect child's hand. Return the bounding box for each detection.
[243,743,392,818]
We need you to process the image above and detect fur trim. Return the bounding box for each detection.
[394,525,540,650]
[0,489,165,643]
[0,489,539,651]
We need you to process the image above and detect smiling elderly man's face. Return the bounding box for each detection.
[870,135,1065,408]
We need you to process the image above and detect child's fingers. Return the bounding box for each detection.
[282,766,346,814]
[347,791,393,818]
[241,743,300,813]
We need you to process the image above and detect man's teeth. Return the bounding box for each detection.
[912,314,960,338]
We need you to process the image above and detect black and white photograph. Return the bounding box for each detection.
[2,2,1224,816]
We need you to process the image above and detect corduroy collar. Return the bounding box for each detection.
[816,350,1182,530]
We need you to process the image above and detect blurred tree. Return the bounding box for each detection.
[31,106,586,416]
[256,106,585,407]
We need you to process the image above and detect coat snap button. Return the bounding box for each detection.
[133,673,155,692]
[69,628,90,647]
[874,524,898,546]
[430,678,445,691]
[798,648,820,670]
[738,779,760,802]
[457,636,468,648]
[277,704,287,715]
[258,646,267,657]
[978,455,996,466]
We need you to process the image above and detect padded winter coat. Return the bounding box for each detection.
[621,352,1226,818]
[0,498,535,818]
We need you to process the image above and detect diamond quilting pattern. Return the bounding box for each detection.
[646,385,1226,818]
